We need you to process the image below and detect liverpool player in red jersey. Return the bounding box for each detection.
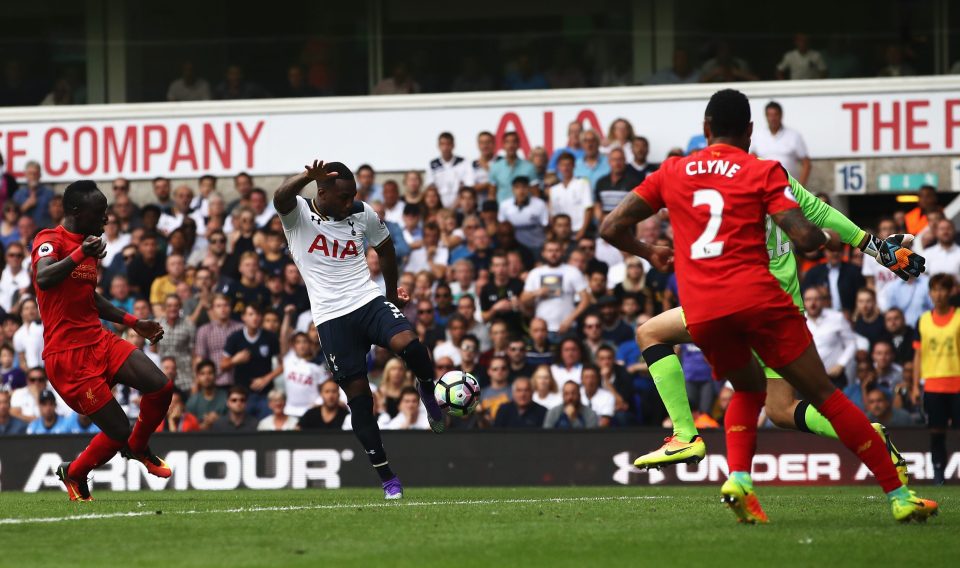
[33,180,174,501]
[600,90,937,524]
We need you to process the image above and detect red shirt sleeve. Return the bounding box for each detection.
[632,166,665,211]
[31,230,62,265]
[761,162,799,216]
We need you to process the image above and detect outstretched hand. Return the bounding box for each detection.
[303,160,340,184]
[389,287,411,309]
[865,233,925,281]
[134,320,164,344]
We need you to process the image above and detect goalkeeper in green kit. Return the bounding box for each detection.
[633,175,925,478]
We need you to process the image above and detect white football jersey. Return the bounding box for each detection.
[281,351,330,417]
[280,196,390,326]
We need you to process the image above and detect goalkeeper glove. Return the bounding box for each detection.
[862,234,925,281]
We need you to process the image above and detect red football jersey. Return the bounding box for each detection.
[633,143,800,325]
[31,226,103,357]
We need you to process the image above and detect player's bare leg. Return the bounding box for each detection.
[58,399,131,501]
[110,350,175,477]
[341,376,402,499]
[633,308,704,469]
[774,344,937,522]
[390,329,444,433]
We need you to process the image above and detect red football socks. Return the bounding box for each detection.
[128,380,174,454]
[816,390,902,493]
[68,433,126,479]
[724,391,767,474]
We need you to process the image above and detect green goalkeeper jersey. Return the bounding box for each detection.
[766,177,866,311]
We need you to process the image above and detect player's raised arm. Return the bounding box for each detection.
[599,193,673,272]
[34,236,105,291]
[770,208,827,253]
[274,160,341,215]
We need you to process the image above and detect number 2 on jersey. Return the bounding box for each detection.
[690,189,724,259]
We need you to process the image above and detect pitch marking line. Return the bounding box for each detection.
[0,495,671,526]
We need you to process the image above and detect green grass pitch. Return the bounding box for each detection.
[0,486,957,567]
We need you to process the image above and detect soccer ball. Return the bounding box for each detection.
[434,370,481,417]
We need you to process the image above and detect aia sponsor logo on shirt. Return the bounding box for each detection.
[307,234,359,259]
[70,263,98,283]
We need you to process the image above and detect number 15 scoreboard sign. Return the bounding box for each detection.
[835,161,867,194]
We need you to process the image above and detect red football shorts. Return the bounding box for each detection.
[685,303,812,380]
[45,330,138,415]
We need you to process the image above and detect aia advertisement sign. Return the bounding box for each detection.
[0,430,955,492]
[1,80,959,182]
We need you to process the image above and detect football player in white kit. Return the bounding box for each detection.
[274,160,445,500]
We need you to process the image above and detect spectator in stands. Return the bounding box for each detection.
[457,295,488,352]
[157,294,196,391]
[195,294,244,387]
[167,61,211,102]
[186,360,227,430]
[298,380,349,430]
[523,240,591,339]
[548,121,584,173]
[923,219,960,277]
[111,193,140,233]
[530,365,561,409]
[551,154,594,240]
[594,148,641,222]
[597,295,633,346]
[493,377,546,428]
[425,132,474,209]
[544,380,599,429]
[480,253,523,328]
[906,186,941,235]
[852,288,885,347]
[581,313,612,362]
[878,44,916,77]
[750,101,811,185]
[450,55,494,92]
[225,172,255,214]
[16,215,36,251]
[595,344,635,419]
[258,390,298,431]
[885,273,932,328]
[0,390,27,435]
[13,161,54,227]
[862,218,898,311]
[0,243,29,312]
[645,48,699,85]
[448,259,477,302]
[628,136,659,181]
[415,298,445,350]
[373,62,421,95]
[525,318,554,368]
[579,364,614,427]
[865,385,914,426]
[26,391,64,434]
[150,254,187,308]
[602,119,635,160]
[149,177,172,214]
[0,202,22,247]
[489,132,537,204]
[127,233,166,298]
[504,337,535,382]
[102,212,131,267]
[433,314,467,366]
[776,33,827,80]
[0,343,25,391]
[504,53,548,90]
[211,386,258,432]
[354,164,381,203]
[0,151,17,208]
[157,390,200,432]
[471,131,499,199]
[10,368,55,422]
[382,386,429,430]
[280,325,329,417]
[572,130,610,191]
[480,355,512,421]
[214,64,268,99]
[279,64,319,98]
[13,298,43,370]
[528,146,549,191]
[551,338,585,385]
[700,41,758,82]
[498,176,548,251]
[804,287,858,387]
[801,248,865,316]
[380,180,405,225]
[157,185,193,235]
[222,304,281,418]
[872,340,903,391]
[222,251,270,319]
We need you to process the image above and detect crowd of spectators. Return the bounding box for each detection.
[2,32,957,107]
[0,110,958,438]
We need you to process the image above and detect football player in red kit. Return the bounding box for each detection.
[600,89,937,524]
[33,180,174,501]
